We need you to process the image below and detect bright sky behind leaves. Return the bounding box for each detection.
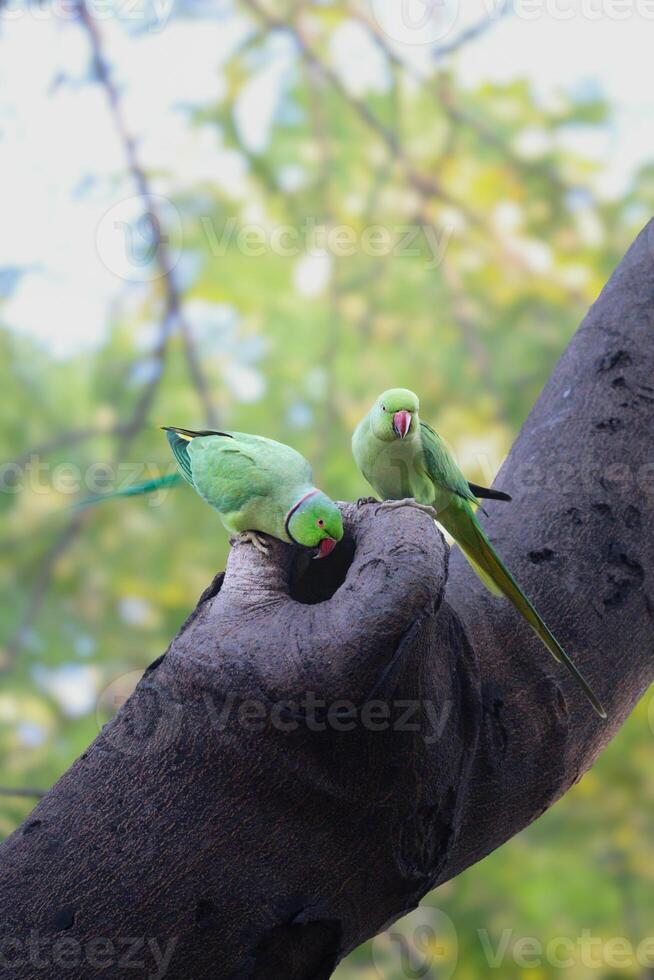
[0,0,652,356]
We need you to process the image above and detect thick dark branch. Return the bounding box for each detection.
[1,224,653,977]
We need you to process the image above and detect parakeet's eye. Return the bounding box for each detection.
[317,518,325,528]
[381,405,386,412]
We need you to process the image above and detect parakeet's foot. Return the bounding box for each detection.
[356,496,379,508]
[229,530,271,555]
[375,498,439,520]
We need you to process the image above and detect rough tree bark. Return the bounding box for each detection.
[1,223,653,979]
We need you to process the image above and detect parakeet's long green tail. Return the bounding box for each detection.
[75,426,207,510]
[75,472,183,510]
[439,499,606,719]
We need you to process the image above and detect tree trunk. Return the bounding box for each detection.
[1,223,653,979]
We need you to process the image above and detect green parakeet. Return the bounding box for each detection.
[77,426,343,558]
[163,426,343,558]
[352,388,605,718]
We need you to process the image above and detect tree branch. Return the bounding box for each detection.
[240,0,481,227]
[439,258,512,427]
[0,787,46,800]
[76,0,219,429]
[350,5,568,200]
[2,4,221,666]
[432,3,513,60]
[301,54,341,480]
[2,310,171,669]
[2,424,129,479]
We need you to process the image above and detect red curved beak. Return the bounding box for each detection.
[315,537,337,559]
[393,410,411,439]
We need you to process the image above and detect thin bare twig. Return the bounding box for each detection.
[439,260,510,427]
[349,4,564,198]
[240,0,480,227]
[348,2,512,68]
[435,72,569,194]
[78,0,219,429]
[5,424,130,476]
[0,787,46,799]
[432,3,513,60]
[2,307,173,669]
[349,54,401,339]
[346,2,582,298]
[3,511,87,668]
[3,341,172,671]
[302,56,340,479]
[3,4,189,669]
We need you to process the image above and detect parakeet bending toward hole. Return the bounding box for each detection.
[162,427,343,558]
[352,388,606,719]
[77,427,343,558]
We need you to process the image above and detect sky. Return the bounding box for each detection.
[0,0,652,357]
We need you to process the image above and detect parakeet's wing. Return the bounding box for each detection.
[418,423,511,504]
[419,420,502,589]
[419,421,478,505]
[186,434,278,516]
[163,426,237,488]
[164,430,196,486]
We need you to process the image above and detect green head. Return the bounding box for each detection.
[285,490,344,558]
[369,388,420,442]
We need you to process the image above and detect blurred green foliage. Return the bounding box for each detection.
[0,3,652,977]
